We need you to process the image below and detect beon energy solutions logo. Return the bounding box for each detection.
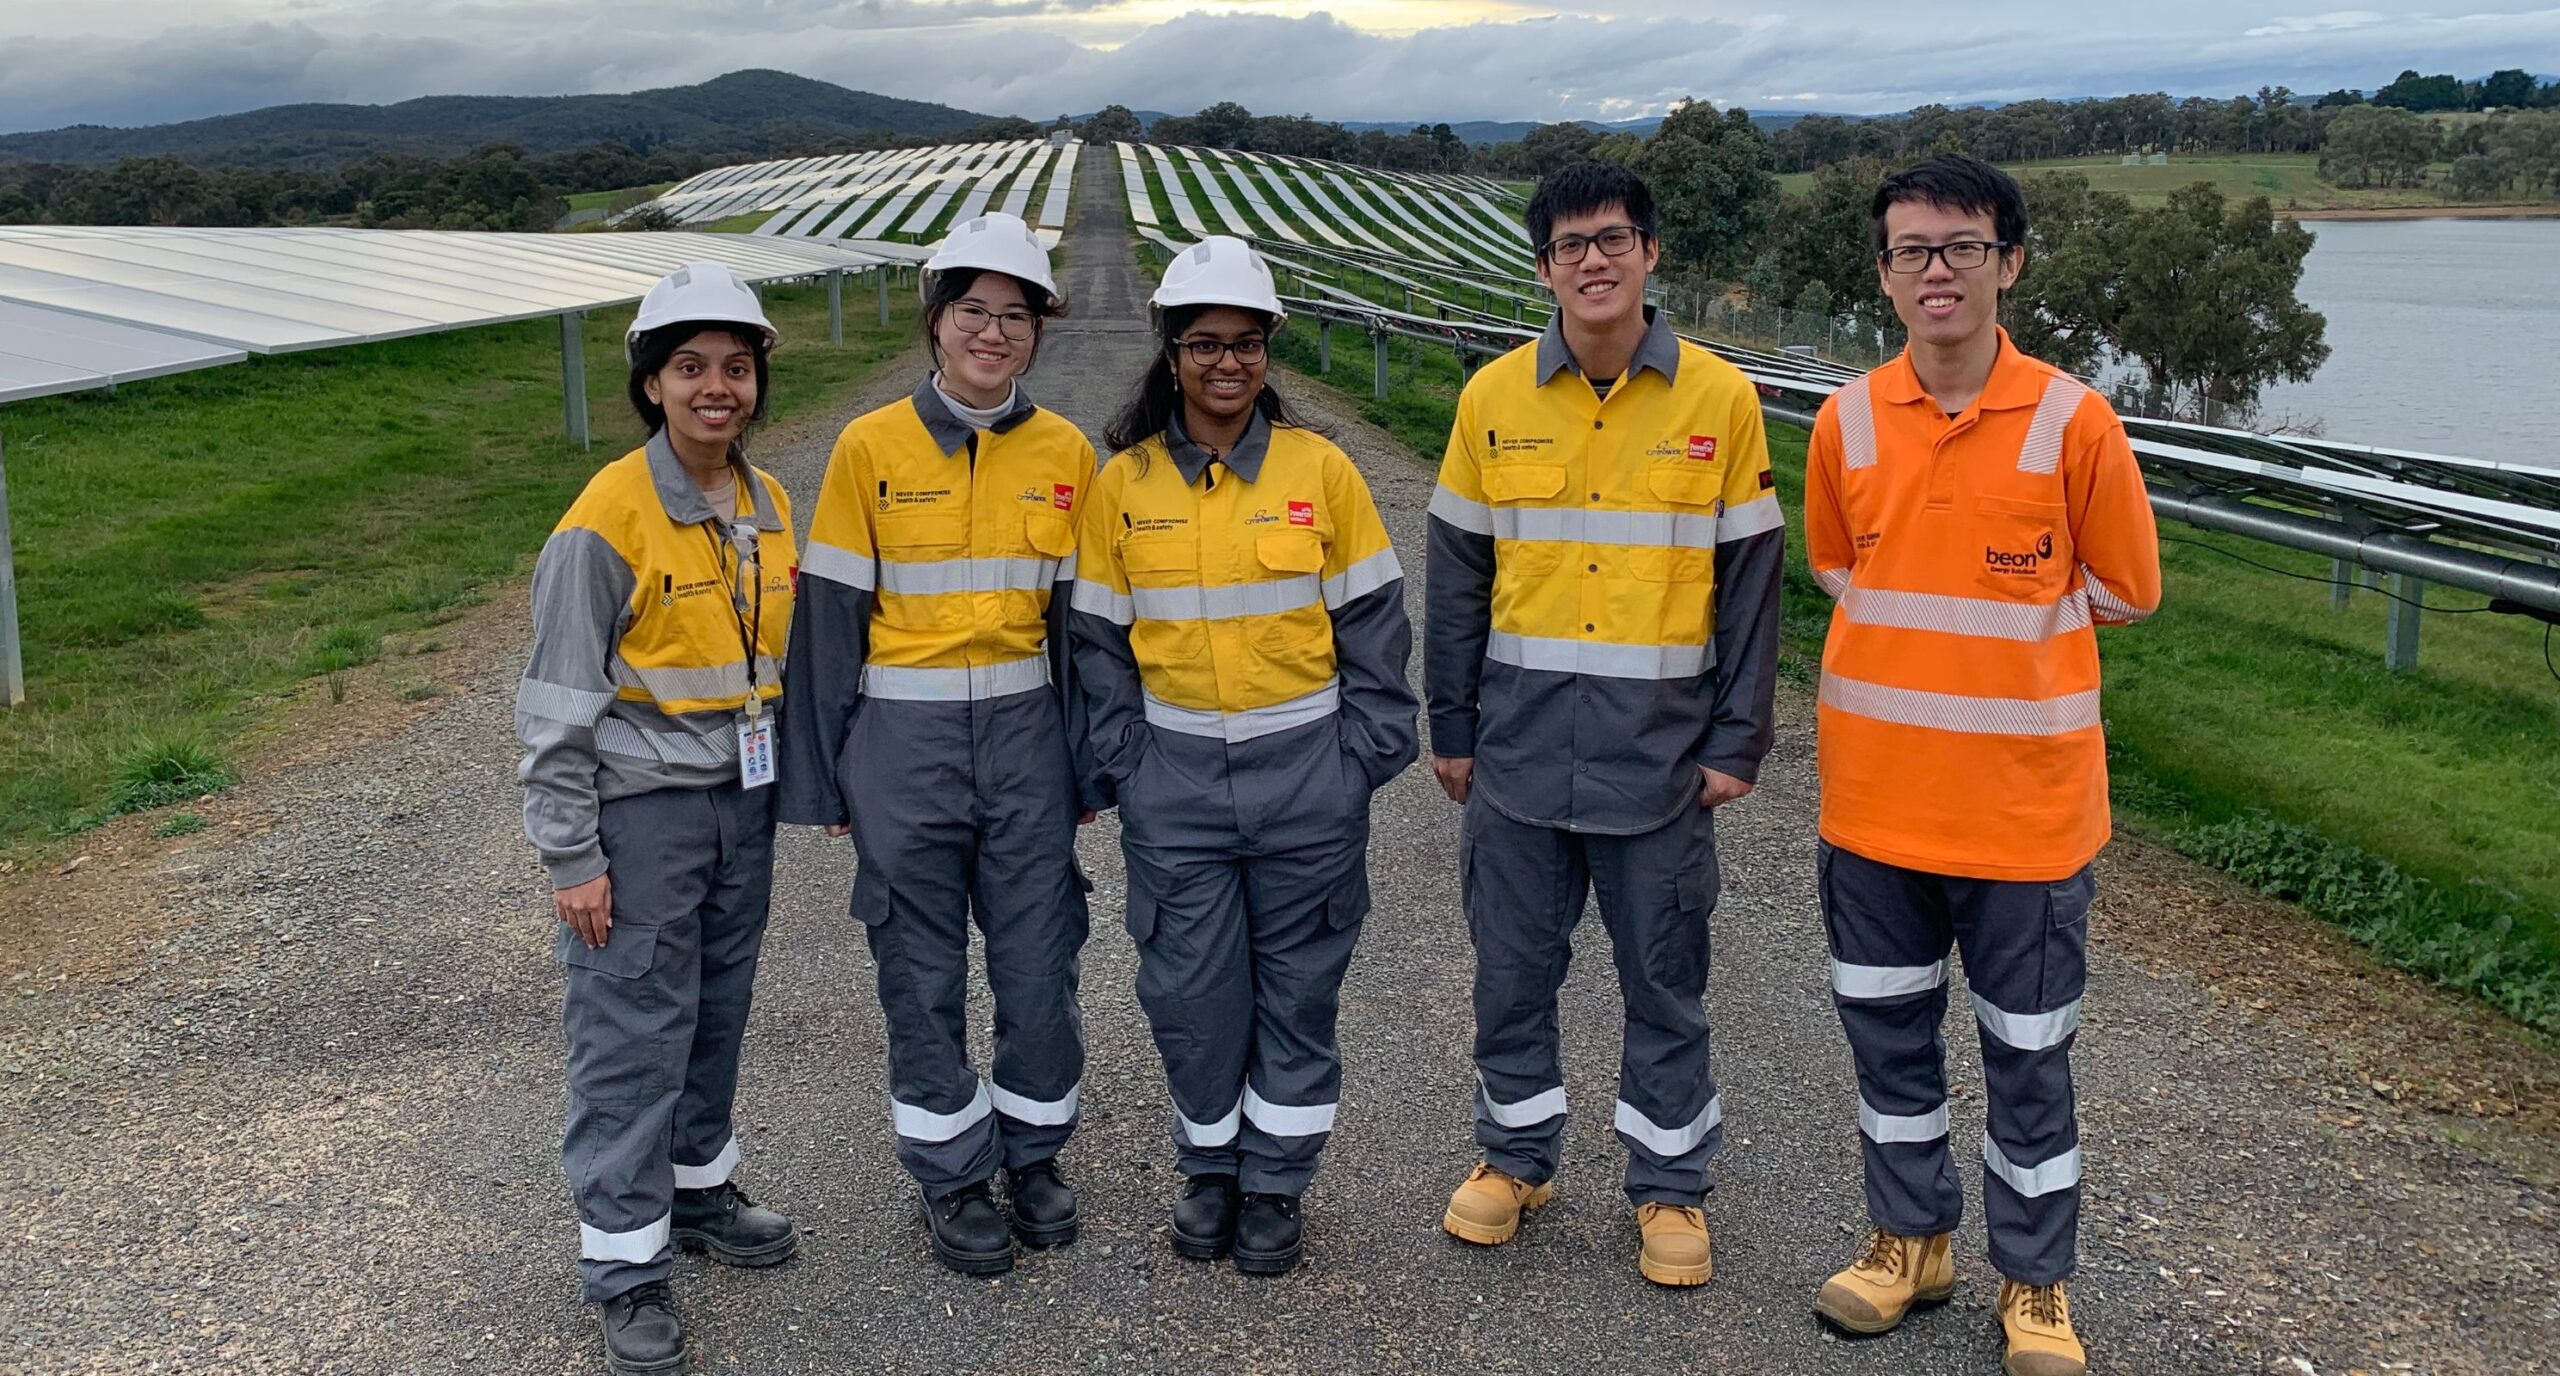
[1984,530,2056,576]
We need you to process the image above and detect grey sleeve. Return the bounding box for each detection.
[517,528,635,889]
[1048,573,1105,814]
[1330,582,1418,792]
[1422,513,1496,758]
[1067,601,1148,812]
[775,571,872,828]
[1699,525,1784,783]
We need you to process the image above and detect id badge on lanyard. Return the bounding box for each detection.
[737,711,776,790]
[713,516,776,790]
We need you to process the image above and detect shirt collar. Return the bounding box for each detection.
[910,372,1039,455]
[1535,305,1681,389]
[1165,406,1273,486]
[1874,327,2046,412]
[644,429,781,532]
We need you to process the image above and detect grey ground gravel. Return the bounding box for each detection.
[2,148,2554,1376]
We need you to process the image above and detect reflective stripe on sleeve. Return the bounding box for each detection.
[1429,484,1495,535]
[1832,958,1949,1000]
[1613,1095,1722,1159]
[988,1080,1081,1127]
[1242,1085,1338,1138]
[1983,1133,2082,1198]
[1322,547,1404,608]
[1839,586,2093,643]
[1858,1097,1950,1145]
[1053,553,1080,585]
[2082,566,2154,624]
[801,540,876,591]
[891,1081,992,1143]
[1478,1074,1568,1129]
[580,1213,671,1264]
[859,656,1049,702]
[1819,673,2102,737]
[1487,630,1710,680]
[1972,993,2083,1051]
[1070,578,1135,626]
[595,716,739,767]
[1716,493,1785,542]
[1836,377,1877,471]
[1142,680,1340,743]
[1131,575,1320,622]
[1814,566,1853,600]
[670,1137,740,1190]
[518,676,615,727]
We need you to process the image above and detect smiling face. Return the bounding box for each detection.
[1536,202,1657,336]
[643,328,759,455]
[1172,306,1270,433]
[933,271,1036,407]
[1876,198,2022,352]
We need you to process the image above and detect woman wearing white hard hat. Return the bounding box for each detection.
[517,260,801,1374]
[1070,236,1417,1275]
[777,212,1099,1276]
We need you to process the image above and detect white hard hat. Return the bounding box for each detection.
[921,212,1061,306]
[627,261,778,361]
[1150,236,1286,327]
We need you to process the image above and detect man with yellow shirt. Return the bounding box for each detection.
[1425,163,1783,1286]
[1803,155,2161,1376]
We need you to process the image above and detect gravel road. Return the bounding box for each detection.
[1,146,2553,1376]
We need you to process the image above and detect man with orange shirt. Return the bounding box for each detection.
[1801,155,2160,1376]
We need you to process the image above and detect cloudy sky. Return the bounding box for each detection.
[2,2,2555,133]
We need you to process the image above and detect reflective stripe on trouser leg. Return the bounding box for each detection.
[1958,865,2092,1285]
[670,783,776,1194]
[849,706,998,1197]
[561,788,720,1302]
[1232,834,1369,1196]
[1460,795,1583,1186]
[1818,841,1963,1238]
[1588,803,1723,1207]
[1122,844,1253,1179]
[970,691,1091,1171]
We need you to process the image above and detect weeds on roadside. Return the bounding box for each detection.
[105,740,232,817]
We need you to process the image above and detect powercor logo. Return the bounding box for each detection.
[1687,435,1718,461]
[1984,531,2056,575]
[1288,501,1316,527]
[1052,483,1076,511]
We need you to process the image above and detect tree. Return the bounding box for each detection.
[1629,99,1778,282]
[2374,69,2467,113]
[2477,69,2538,111]
[1771,156,1884,316]
[1081,104,1143,144]
[1192,101,1257,149]
[2448,154,2502,200]
[2111,184,2328,422]
[2319,104,2437,187]
[2006,173,2132,377]
[1517,121,1604,177]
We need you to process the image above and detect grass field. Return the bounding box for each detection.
[0,284,918,853]
[1272,322,2560,1030]
[1778,152,2557,211]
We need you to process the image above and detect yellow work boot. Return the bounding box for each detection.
[1634,1202,1713,1286]
[1997,1278,2087,1376]
[1814,1226,1956,1334]
[1442,1163,1554,1246]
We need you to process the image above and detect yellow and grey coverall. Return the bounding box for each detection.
[777,377,1099,1198]
[517,431,797,1301]
[1070,409,1417,1196]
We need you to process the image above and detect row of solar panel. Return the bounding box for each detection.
[637,140,1078,248]
[1120,143,1532,279]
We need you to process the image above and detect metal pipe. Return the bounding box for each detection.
[2148,488,2560,616]
[828,271,844,346]
[0,431,22,707]
[559,312,590,449]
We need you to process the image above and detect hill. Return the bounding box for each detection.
[0,70,989,169]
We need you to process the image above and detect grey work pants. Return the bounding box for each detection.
[1463,793,1723,1208]
[559,782,774,1302]
[1818,840,2091,1285]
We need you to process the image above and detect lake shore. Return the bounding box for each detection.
[2284,202,2560,221]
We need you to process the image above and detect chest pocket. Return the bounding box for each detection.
[1483,463,1566,575]
[875,507,970,629]
[1005,509,1077,626]
[1121,534,1209,664]
[1252,530,1332,662]
[1635,463,1720,583]
[1972,494,2071,600]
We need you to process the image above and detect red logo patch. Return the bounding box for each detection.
[1288,501,1315,527]
[1687,435,1718,461]
[1052,483,1075,511]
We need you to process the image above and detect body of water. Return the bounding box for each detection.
[2259,216,2559,466]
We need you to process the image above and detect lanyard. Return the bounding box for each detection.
[706,517,765,722]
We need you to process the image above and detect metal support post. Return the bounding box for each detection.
[2329,557,2353,610]
[0,431,24,707]
[2385,573,2423,672]
[559,312,591,450]
[828,271,844,346]
[1318,320,1332,374]
[876,265,891,328]
[1372,332,1390,400]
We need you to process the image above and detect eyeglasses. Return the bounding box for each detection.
[947,301,1037,342]
[1538,225,1645,265]
[1174,336,1268,366]
[1879,241,2011,274]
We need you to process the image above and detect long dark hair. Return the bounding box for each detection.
[1102,304,1317,459]
[627,322,772,455]
[924,266,1064,372]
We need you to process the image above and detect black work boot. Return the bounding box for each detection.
[1170,1173,1241,1260]
[672,1183,800,1267]
[1005,1159,1079,1249]
[1233,1193,1304,1276]
[598,1280,686,1375]
[921,1181,1015,1275]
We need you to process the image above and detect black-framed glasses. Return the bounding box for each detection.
[1175,336,1268,366]
[947,301,1037,341]
[1879,240,2011,274]
[1538,225,1645,265]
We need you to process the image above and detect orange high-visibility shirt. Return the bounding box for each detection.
[1803,331,2162,881]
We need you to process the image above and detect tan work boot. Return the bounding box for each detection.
[1997,1278,2087,1376]
[1814,1226,1956,1334]
[1634,1202,1713,1286]
[1442,1163,1554,1245]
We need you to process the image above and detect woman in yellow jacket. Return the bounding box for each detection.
[777,213,1099,1276]
[1070,237,1417,1275]
[516,262,800,1375]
